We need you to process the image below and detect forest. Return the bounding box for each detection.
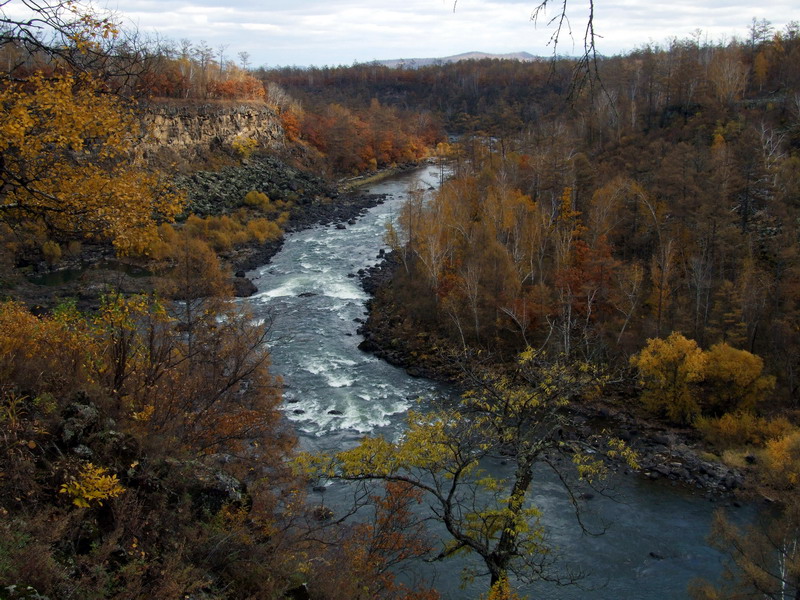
[2,0,800,597]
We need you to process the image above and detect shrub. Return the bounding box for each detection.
[696,412,794,448]
[41,240,61,265]
[232,136,258,160]
[206,229,233,251]
[762,430,800,489]
[702,343,775,415]
[630,333,775,425]
[66,241,82,257]
[247,219,281,243]
[60,463,125,507]
[243,190,272,212]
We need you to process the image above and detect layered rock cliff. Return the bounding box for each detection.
[135,102,286,168]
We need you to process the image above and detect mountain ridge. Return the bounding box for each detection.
[373,51,540,68]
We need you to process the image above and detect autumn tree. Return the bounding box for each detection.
[0,1,185,255]
[702,342,776,416]
[689,502,800,600]
[630,332,706,424]
[0,0,150,87]
[304,481,439,600]
[0,71,183,253]
[299,349,636,593]
[630,333,775,425]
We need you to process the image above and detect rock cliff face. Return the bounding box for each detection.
[135,102,286,166]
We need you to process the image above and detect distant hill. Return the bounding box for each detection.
[375,51,540,69]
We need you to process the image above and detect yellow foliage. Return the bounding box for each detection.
[131,404,155,422]
[702,343,775,415]
[231,230,251,246]
[140,222,181,260]
[762,431,800,489]
[630,332,706,424]
[206,229,233,251]
[247,218,282,243]
[696,412,793,449]
[243,190,272,212]
[482,576,523,600]
[60,463,125,508]
[0,72,184,253]
[41,240,62,265]
[172,212,283,251]
[556,186,582,230]
[232,136,258,159]
[630,333,774,425]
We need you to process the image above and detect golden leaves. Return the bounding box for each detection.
[59,463,125,508]
[631,332,775,424]
[0,72,184,253]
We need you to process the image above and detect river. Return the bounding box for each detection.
[246,165,744,599]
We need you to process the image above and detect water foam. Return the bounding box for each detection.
[325,373,354,388]
[326,282,367,300]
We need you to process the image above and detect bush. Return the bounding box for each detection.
[696,412,794,448]
[242,190,272,212]
[41,240,61,265]
[247,219,282,243]
[630,333,775,425]
[629,332,706,424]
[702,343,775,415]
[762,430,800,489]
[231,136,258,160]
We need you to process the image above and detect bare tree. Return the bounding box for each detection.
[453,0,602,94]
[0,0,157,94]
[217,42,228,76]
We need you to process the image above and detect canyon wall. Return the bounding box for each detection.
[135,102,286,168]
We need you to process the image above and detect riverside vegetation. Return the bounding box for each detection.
[1,2,800,598]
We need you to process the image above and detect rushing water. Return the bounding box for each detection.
[246,165,745,599]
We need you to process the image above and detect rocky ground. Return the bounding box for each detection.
[176,154,332,217]
[568,399,746,498]
[356,251,747,498]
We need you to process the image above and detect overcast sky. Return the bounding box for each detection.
[100,0,799,67]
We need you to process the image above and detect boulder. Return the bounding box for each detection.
[232,276,257,297]
[61,402,101,445]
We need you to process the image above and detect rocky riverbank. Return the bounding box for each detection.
[356,251,747,498]
[8,157,406,312]
[356,251,463,381]
[568,400,746,498]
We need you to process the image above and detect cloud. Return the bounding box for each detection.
[101,0,800,66]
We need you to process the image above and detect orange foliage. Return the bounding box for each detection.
[209,74,265,100]
[280,109,302,142]
[0,285,287,457]
[309,481,439,600]
[297,100,437,174]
